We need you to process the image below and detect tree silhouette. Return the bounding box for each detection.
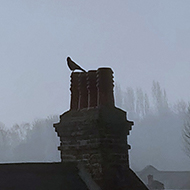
[151,81,168,113]
[183,104,190,157]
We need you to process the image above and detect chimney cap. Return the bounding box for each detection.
[97,67,113,72]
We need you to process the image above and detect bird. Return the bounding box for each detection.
[67,57,86,72]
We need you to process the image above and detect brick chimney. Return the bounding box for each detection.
[54,67,148,190]
[69,68,115,110]
[147,174,165,190]
[78,72,88,110]
[147,175,153,187]
[70,72,80,110]
[87,70,97,108]
[96,68,114,107]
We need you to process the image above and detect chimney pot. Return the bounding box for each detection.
[96,68,114,107]
[87,70,97,108]
[78,72,88,109]
[70,72,80,110]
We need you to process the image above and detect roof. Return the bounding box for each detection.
[0,162,149,190]
[117,168,148,190]
[136,165,190,189]
[0,162,89,190]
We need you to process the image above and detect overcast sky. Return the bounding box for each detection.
[0,0,190,127]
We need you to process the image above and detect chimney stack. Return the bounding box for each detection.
[54,65,148,189]
[96,68,114,107]
[69,68,115,110]
[87,70,97,108]
[78,72,88,110]
[70,72,80,110]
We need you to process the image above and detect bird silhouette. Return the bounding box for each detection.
[67,57,86,72]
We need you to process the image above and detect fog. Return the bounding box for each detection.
[0,116,60,163]
[0,83,189,172]
[115,83,190,171]
[0,1,190,171]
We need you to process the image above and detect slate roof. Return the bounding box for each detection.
[0,161,149,190]
[116,168,148,190]
[136,165,190,189]
[0,162,89,190]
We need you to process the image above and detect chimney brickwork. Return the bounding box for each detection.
[70,72,80,110]
[87,70,97,108]
[54,67,148,190]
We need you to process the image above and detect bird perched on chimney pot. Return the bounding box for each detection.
[67,57,86,72]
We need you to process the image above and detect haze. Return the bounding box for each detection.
[0,0,190,171]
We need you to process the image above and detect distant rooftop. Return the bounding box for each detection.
[137,165,190,189]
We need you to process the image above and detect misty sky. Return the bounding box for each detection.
[0,0,190,127]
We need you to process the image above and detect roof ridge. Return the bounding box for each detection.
[140,165,159,173]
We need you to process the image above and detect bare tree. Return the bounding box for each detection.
[183,103,190,157]
[151,81,168,113]
[144,93,150,115]
[173,100,188,114]
[136,88,145,118]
